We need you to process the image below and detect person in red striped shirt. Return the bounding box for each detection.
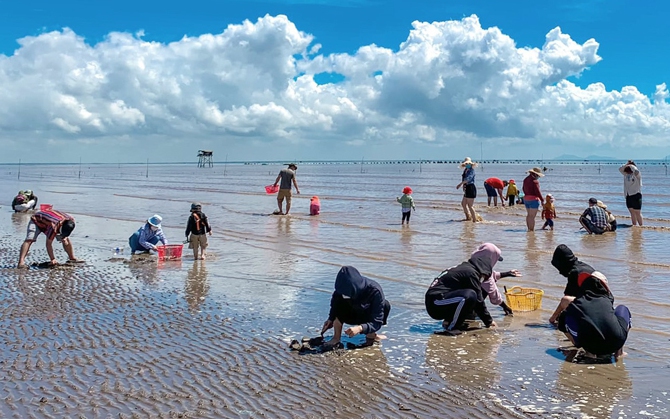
[17,209,79,268]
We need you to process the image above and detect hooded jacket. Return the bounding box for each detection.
[425,255,494,326]
[328,266,386,335]
[564,275,629,355]
[551,244,595,297]
[471,243,505,305]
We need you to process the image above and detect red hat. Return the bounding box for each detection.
[509,179,515,184]
[403,186,412,194]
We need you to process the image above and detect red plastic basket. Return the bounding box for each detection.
[40,204,53,211]
[265,184,279,194]
[156,244,183,261]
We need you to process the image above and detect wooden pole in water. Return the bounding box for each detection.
[361,156,364,174]
[224,154,228,176]
[146,158,149,178]
[18,159,21,180]
[79,157,82,179]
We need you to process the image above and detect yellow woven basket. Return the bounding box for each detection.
[504,287,544,312]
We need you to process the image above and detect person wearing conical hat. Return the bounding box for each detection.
[128,214,168,254]
[522,167,545,231]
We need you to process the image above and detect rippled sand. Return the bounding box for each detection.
[2,162,670,418]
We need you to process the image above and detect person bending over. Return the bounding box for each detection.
[425,252,497,331]
[17,209,78,268]
[471,243,521,316]
[549,244,595,323]
[321,266,391,347]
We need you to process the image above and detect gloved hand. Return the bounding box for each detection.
[500,302,514,316]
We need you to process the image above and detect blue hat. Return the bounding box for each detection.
[148,214,162,228]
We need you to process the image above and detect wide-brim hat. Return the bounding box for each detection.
[148,214,163,228]
[286,163,298,169]
[527,167,545,177]
[596,200,607,209]
[459,157,478,168]
[190,202,202,211]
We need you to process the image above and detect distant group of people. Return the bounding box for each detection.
[453,157,643,233]
[318,242,630,360]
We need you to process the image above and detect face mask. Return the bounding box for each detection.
[151,225,158,231]
[466,164,472,169]
[341,295,351,300]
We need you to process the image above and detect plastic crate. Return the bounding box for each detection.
[265,184,279,194]
[156,244,183,261]
[40,204,53,211]
[504,287,544,312]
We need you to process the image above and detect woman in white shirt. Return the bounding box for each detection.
[619,160,642,226]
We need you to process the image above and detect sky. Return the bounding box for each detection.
[1,0,669,163]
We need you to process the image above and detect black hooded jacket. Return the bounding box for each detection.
[551,244,595,297]
[564,275,629,355]
[328,266,386,335]
[425,255,494,326]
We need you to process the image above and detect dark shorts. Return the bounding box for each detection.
[332,297,391,328]
[626,193,642,210]
[543,219,554,227]
[464,183,477,199]
[484,183,497,197]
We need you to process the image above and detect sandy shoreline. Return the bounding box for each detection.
[3,163,670,418]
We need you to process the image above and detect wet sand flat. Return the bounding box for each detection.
[2,163,670,418]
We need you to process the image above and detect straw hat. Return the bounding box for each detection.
[459,157,478,168]
[527,167,545,177]
[596,200,607,209]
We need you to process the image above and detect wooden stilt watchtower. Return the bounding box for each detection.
[197,150,213,168]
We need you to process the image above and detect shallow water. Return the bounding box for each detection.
[1,162,670,418]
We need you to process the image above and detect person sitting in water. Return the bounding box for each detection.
[596,200,617,231]
[552,271,631,360]
[129,215,168,254]
[17,209,79,268]
[579,197,611,235]
[321,266,391,347]
[471,243,520,316]
[549,244,595,324]
[425,252,497,332]
[12,190,39,212]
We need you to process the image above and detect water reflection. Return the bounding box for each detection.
[127,256,159,284]
[185,261,209,313]
[627,228,645,279]
[11,212,30,235]
[555,354,632,418]
[425,331,502,391]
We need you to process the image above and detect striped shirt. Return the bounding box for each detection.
[31,210,74,241]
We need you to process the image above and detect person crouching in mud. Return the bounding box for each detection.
[549,244,595,321]
[471,243,521,316]
[321,266,391,348]
[552,271,631,360]
[425,252,498,332]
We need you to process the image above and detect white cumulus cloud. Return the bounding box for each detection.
[0,13,668,161]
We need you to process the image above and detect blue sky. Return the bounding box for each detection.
[1,0,669,162]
